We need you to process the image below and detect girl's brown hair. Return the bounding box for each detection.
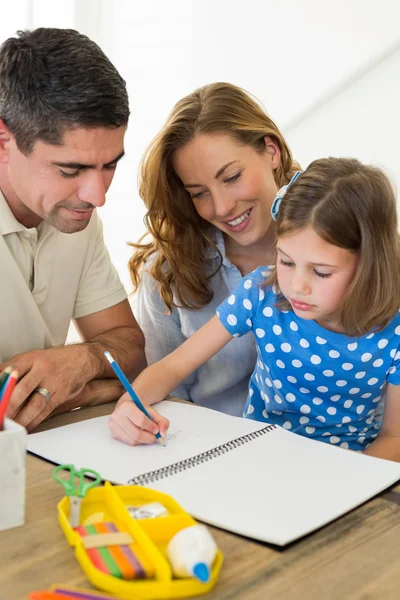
[268,157,400,336]
[128,82,300,311]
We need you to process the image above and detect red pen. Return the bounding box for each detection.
[0,369,18,429]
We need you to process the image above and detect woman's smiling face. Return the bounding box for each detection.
[173,132,281,249]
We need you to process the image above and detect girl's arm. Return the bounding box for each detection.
[364,384,400,461]
[109,315,233,445]
[133,315,233,404]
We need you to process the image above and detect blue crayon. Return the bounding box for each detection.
[104,351,165,446]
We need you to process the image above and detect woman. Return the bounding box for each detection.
[129,82,300,416]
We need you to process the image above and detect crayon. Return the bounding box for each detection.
[0,370,18,429]
[0,366,12,395]
[53,589,119,600]
[104,351,165,446]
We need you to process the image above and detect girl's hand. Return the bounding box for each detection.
[108,391,170,446]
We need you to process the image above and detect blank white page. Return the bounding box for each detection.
[27,401,267,483]
[150,425,400,545]
[27,401,400,545]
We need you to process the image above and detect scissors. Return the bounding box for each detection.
[52,464,102,527]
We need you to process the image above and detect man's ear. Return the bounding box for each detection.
[0,119,12,164]
[263,135,281,170]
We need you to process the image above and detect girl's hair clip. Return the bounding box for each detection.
[271,170,302,221]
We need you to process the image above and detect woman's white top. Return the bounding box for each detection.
[132,231,256,416]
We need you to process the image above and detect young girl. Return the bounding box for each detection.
[110,157,400,461]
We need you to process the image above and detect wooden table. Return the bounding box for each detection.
[1,402,400,600]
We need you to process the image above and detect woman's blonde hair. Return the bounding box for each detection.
[129,82,299,311]
[268,157,400,336]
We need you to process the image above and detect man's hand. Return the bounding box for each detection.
[5,367,123,432]
[1,345,100,429]
[1,301,146,431]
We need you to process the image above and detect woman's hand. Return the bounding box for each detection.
[108,392,170,446]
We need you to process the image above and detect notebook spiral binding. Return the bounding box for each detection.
[128,424,276,485]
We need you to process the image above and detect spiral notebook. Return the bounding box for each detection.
[27,401,400,546]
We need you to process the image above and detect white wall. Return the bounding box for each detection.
[286,44,400,190]
[0,0,30,42]
[2,0,400,344]
[90,0,400,292]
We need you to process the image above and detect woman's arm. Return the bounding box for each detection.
[133,269,197,401]
[364,383,400,461]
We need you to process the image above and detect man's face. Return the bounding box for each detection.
[0,125,125,233]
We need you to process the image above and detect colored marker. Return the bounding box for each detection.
[30,590,119,600]
[29,593,76,600]
[104,351,165,446]
[53,589,120,599]
[0,370,18,429]
[0,366,12,398]
[29,593,72,600]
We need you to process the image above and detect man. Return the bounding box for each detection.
[0,28,146,431]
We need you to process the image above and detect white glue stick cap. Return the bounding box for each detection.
[167,524,217,582]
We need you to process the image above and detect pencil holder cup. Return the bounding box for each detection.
[0,418,27,531]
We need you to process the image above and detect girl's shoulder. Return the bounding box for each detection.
[236,265,276,295]
[242,265,274,283]
[379,308,400,337]
[225,266,278,314]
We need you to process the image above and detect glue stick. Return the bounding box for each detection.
[166,524,217,583]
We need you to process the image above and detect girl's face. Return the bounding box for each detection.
[172,133,281,250]
[276,226,359,333]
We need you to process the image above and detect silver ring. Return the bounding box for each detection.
[34,387,51,405]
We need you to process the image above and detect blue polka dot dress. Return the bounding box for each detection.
[217,267,400,451]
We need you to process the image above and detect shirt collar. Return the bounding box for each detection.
[0,189,53,241]
[205,228,234,267]
[0,189,26,235]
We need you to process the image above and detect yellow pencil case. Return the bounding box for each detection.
[57,482,223,599]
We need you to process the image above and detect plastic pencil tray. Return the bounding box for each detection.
[57,481,223,599]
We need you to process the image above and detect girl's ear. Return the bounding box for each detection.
[263,135,281,170]
[0,120,12,164]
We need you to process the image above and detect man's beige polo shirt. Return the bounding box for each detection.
[0,191,127,363]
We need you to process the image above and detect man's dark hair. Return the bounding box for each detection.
[0,28,129,153]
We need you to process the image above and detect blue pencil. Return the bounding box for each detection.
[104,351,165,446]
